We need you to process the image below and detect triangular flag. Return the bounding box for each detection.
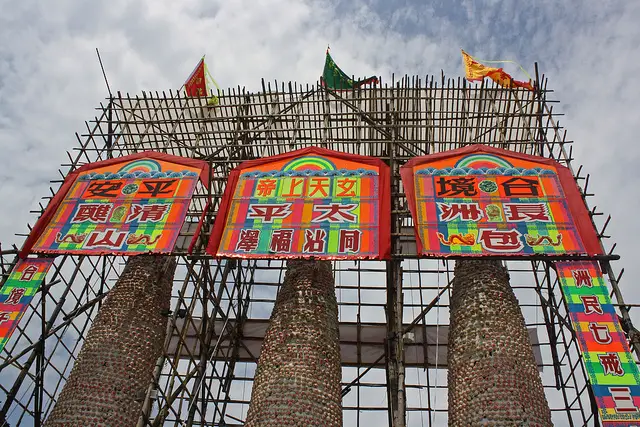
[185,57,220,105]
[322,49,378,90]
[185,58,207,97]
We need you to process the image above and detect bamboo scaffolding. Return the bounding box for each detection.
[0,75,629,427]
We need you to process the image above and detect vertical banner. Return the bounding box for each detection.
[208,147,391,260]
[20,151,209,257]
[401,145,602,257]
[0,258,53,354]
[556,261,640,426]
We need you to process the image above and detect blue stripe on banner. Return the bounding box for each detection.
[567,302,617,315]
[591,384,640,397]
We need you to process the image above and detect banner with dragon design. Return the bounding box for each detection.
[20,152,208,257]
[400,145,602,257]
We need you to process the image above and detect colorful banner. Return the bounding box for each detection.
[556,261,640,426]
[20,152,208,257]
[400,145,602,257]
[208,147,391,259]
[0,258,53,354]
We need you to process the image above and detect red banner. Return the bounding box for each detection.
[401,145,602,257]
[20,152,209,257]
[208,147,391,260]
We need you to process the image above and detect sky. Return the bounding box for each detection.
[1,0,639,424]
[2,0,639,276]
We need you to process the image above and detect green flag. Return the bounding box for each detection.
[322,50,378,90]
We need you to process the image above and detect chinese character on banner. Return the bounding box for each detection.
[435,177,477,197]
[126,204,170,223]
[281,178,305,197]
[309,177,330,197]
[19,265,38,281]
[0,312,10,325]
[85,229,129,249]
[437,202,483,222]
[401,145,602,257]
[503,203,550,222]
[609,387,639,413]
[236,229,261,252]
[339,229,361,253]
[22,152,208,256]
[336,178,357,197]
[255,179,277,197]
[580,295,603,315]
[269,229,294,253]
[599,353,625,376]
[589,322,612,345]
[478,229,524,252]
[72,203,112,223]
[248,204,293,223]
[4,288,26,305]
[572,269,592,288]
[500,177,540,197]
[85,181,123,198]
[313,203,358,223]
[0,259,54,353]
[138,180,178,197]
[208,147,391,260]
[303,229,327,253]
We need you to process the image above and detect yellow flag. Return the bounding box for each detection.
[462,50,500,81]
[461,50,533,91]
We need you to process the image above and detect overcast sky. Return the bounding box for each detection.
[1,0,639,424]
[1,0,637,308]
